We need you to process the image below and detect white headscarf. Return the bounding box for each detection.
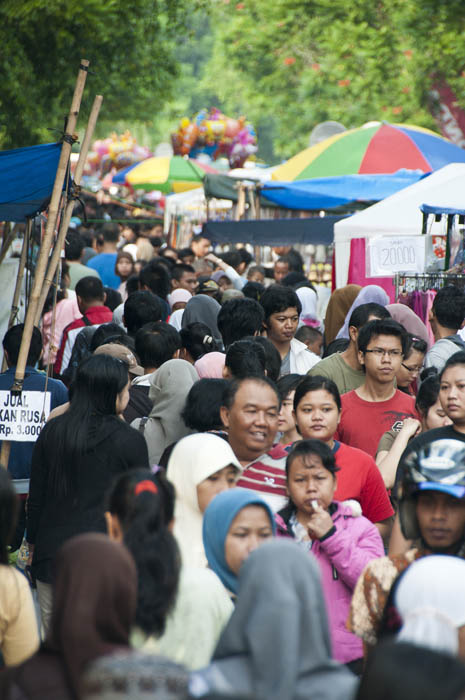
[168,308,184,331]
[167,433,242,569]
[167,289,192,310]
[296,287,320,328]
[395,555,465,655]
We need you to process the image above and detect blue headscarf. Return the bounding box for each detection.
[202,488,276,594]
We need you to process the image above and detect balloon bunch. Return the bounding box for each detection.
[86,131,152,177]
[171,108,257,168]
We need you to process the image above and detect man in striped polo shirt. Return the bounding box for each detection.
[220,376,288,512]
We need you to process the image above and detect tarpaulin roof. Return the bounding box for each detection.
[0,142,62,221]
[202,215,346,246]
[203,173,277,206]
[261,170,428,210]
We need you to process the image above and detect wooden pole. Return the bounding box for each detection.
[35,94,103,325]
[0,59,89,471]
[10,58,89,393]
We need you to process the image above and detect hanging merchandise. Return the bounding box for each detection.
[171,108,258,168]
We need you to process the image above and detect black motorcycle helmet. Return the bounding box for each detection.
[397,439,465,540]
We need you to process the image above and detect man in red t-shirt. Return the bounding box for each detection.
[335,319,417,458]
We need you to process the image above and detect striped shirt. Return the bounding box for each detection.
[236,444,288,513]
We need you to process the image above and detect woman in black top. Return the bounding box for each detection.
[27,354,149,632]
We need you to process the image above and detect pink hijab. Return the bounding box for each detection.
[194,352,226,379]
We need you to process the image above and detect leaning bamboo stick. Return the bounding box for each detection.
[0,59,89,470]
[11,58,89,392]
[35,94,103,325]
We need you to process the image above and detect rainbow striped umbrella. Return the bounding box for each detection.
[114,155,205,193]
[272,122,465,181]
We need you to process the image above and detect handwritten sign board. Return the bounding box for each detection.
[0,391,51,442]
[368,236,426,277]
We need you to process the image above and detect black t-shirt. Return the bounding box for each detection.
[396,425,465,488]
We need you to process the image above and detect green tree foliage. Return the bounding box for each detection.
[0,0,190,148]
[199,0,465,160]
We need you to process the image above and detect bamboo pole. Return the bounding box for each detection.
[11,58,89,392]
[0,59,89,470]
[35,94,103,325]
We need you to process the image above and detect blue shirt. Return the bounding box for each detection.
[86,253,119,289]
[0,367,68,479]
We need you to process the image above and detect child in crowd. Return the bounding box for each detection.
[276,439,384,670]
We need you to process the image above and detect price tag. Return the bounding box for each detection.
[368,236,426,277]
[0,391,51,442]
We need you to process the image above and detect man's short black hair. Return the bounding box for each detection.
[245,336,281,383]
[432,285,465,331]
[139,260,171,300]
[178,247,194,261]
[123,290,164,336]
[90,323,128,353]
[171,263,195,282]
[242,281,265,303]
[191,233,209,244]
[295,326,322,344]
[357,319,409,355]
[135,322,181,369]
[103,287,122,312]
[182,378,228,432]
[225,339,266,379]
[349,302,391,330]
[125,274,140,296]
[101,222,120,243]
[220,251,242,270]
[64,229,84,261]
[222,375,281,411]
[217,298,265,349]
[75,276,105,302]
[3,324,42,366]
[260,284,302,324]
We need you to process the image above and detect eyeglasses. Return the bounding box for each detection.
[364,348,403,358]
[401,362,423,374]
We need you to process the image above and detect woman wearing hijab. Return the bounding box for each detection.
[324,284,361,346]
[131,359,198,465]
[336,285,389,340]
[203,488,275,596]
[296,287,320,329]
[167,288,192,312]
[381,555,465,661]
[167,434,243,569]
[386,303,430,349]
[0,534,137,700]
[195,352,226,379]
[182,294,223,347]
[190,540,358,700]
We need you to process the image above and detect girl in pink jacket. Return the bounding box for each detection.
[275,438,384,671]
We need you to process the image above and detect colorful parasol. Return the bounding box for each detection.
[272,122,465,181]
[113,155,206,193]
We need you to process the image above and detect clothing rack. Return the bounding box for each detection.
[395,273,465,297]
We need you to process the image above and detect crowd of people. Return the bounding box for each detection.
[1,211,465,699]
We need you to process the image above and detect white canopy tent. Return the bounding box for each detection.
[333,163,465,287]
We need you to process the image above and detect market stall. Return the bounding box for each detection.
[333,162,465,299]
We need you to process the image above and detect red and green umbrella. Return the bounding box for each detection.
[113,155,206,192]
[272,122,465,181]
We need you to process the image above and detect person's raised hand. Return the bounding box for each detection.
[306,501,334,540]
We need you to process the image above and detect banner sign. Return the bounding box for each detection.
[0,391,51,441]
[368,236,425,277]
